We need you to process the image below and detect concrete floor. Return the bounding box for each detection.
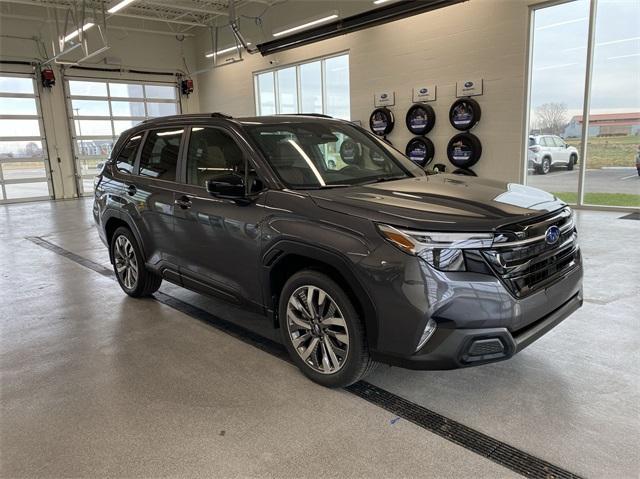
[1,198,638,478]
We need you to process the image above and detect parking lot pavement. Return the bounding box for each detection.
[527,167,640,194]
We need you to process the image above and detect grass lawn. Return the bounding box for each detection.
[566,135,639,169]
[553,191,640,207]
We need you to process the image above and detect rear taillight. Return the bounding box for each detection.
[529,145,541,152]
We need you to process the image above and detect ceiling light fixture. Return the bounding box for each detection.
[64,22,95,42]
[272,13,338,37]
[205,43,252,58]
[108,0,137,14]
[373,0,395,4]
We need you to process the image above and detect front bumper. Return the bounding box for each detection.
[374,288,582,370]
[360,239,583,370]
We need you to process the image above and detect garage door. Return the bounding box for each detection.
[0,74,52,203]
[66,78,180,195]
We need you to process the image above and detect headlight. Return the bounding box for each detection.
[377,224,493,271]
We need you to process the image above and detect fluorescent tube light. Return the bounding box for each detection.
[373,0,394,4]
[205,43,252,58]
[273,14,338,37]
[64,23,95,42]
[108,0,137,14]
[156,129,184,136]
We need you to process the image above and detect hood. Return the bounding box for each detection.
[308,174,565,231]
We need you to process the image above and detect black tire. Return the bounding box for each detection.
[110,226,162,297]
[446,132,482,168]
[536,157,551,175]
[449,98,481,131]
[405,103,436,135]
[369,107,394,136]
[405,137,435,167]
[567,154,577,171]
[279,270,376,388]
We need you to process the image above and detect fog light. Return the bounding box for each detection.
[416,319,437,351]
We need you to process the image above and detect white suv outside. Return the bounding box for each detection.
[528,135,579,175]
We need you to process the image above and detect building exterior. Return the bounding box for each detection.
[564,112,640,138]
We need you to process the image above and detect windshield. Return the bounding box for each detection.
[245,120,423,188]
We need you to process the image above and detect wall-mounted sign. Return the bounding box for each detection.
[374,90,395,107]
[412,84,436,102]
[456,78,483,97]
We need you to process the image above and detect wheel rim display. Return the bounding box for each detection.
[114,235,138,290]
[286,285,349,375]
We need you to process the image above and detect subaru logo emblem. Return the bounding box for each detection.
[381,93,388,99]
[419,88,428,94]
[464,81,474,88]
[545,225,560,245]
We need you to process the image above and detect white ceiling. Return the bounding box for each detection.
[0,0,380,37]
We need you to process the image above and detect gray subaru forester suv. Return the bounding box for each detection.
[93,113,583,387]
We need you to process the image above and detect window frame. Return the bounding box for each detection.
[180,125,268,196]
[253,51,350,119]
[65,77,181,195]
[136,127,186,183]
[0,72,53,204]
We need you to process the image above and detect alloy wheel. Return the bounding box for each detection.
[286,285,349,375]
[114,235,138,290]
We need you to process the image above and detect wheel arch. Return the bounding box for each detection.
[102,210,147,264]
[263,240,379,350]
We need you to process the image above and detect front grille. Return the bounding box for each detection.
[483,208,580,298]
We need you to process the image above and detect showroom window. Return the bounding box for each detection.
[0,74,52,203]
[526,0,640,209]
[66,79,180,195]
[254,53,350,119]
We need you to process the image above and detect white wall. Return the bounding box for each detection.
[0,14,200,200]
[195,0,541,183]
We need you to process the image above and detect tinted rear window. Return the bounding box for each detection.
[139,128,184,181]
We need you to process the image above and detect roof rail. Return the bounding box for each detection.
[279,113,333,119]
[141,112,234,124]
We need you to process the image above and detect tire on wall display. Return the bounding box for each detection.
[369,108,394,136]
[405,137,435,168]
[449,98,481,131]
[447,132,482,168]
[405,103,436,135]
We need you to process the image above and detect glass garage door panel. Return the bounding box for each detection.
[525,1,589,203]
[583,1,640,208]
[0,75,51,203]
[67,79,180,196]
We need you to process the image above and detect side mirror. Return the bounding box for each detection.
[206,174,245,200]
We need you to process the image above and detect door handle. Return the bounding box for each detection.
[126,184,137,196]
[174,195,192,209]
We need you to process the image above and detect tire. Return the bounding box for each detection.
[405,103,436,135]
[369,107,394,137]
[405,136,435,168]
[279,270,376,388]
[537,157,551,175]
[110,226,162,297]
[446,132,482,168]
[567,154,577,171]
[449,98,481,131]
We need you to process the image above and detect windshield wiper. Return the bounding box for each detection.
[357,176,407,186]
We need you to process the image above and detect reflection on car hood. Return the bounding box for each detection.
[308,174,566,231]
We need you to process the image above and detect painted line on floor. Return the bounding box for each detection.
[27,235,584,479]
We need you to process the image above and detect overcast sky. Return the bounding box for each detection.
[530,0,640,119]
